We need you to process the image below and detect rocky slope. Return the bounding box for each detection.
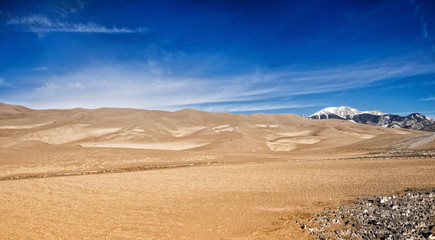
[310,106,435,131]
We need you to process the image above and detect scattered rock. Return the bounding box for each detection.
[298,189,435,239]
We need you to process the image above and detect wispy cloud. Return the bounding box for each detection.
[423,81,435,85]
[174,102,315,113]
[48,0,86,17]
[420,97,435,101]
[248,59,435,97]
[382,82,414,90]
[393,110,435,119]
[3,15,149,34]
[33,67,49,71]
[5,58,435,112]
[407,0,431,40]
[0,78,12,87]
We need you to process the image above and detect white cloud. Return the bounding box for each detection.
[5,15,149,34]
[4,59,435,112]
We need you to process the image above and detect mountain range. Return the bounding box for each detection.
[309,106,435,131]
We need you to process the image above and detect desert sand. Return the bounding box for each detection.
[0,102,434,239]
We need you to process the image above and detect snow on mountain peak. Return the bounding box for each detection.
[363,110,385,115]
[310,106,385,119]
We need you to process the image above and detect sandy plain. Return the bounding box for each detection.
[0,102,434,239]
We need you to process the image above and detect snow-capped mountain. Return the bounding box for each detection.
[310,106,385,120]
[309,106,435,131]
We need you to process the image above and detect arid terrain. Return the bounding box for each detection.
[0,102,434,239]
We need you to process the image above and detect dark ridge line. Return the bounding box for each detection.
[0,161,222,181]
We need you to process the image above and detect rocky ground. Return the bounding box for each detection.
[322,150,435,162]
[298,189,435,239]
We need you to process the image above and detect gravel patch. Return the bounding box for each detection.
[298,189,435,239]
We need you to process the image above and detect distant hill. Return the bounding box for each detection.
[309,106,435,131]
[1,102,431,153]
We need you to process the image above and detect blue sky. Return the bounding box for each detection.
[0,0,434,117]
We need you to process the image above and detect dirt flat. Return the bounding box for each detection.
[0,158,433,239]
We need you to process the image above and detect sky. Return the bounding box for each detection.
[0,0,434,117]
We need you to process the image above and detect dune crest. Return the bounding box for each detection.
[0,102,430,152]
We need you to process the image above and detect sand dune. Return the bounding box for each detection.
[0,103,434,239]
[78,140,209,150]
[22,125,122,144]
[212,124,235,132]
[395,133,435,149]
[0,102,431,174]
[0,103,422,153]
[0,121,55,129]
[164,126,207,137]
